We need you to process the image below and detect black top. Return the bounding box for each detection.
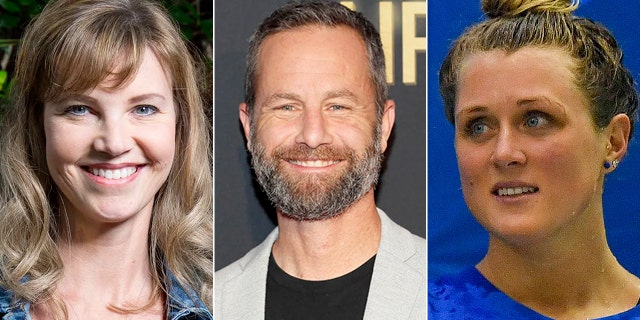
[265,252,376,320]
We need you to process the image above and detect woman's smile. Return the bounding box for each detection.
[43,48,176,224]
[82,164,142,184]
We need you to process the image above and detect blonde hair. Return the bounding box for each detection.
[439,0,638,136]
[0,0,212,317]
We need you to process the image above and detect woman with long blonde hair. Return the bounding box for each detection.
[0,0,212,319]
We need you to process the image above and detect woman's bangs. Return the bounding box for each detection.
[43,30,144,102]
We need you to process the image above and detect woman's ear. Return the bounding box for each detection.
[605,113,631,163]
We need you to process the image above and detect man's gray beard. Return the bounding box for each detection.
[249,129,383,221]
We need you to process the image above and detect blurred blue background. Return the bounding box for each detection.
[428,0,640,279]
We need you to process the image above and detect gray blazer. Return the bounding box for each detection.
[215,208,426,320]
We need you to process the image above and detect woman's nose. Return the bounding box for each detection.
[93,118,133,156]
[490,128,526,168]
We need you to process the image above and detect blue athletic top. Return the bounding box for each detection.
[429,267,640,319]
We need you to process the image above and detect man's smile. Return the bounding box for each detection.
[287,160,341,167]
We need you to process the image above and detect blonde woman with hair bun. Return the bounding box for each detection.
[429,0,640,318]
[0,0,212,319]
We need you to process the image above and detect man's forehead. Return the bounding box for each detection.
[261,89,362,105]
[256,25,366,64]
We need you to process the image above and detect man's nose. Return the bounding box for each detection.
[294,108,333,148]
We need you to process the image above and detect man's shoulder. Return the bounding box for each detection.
[377,208,425,265]
[364,209,426,319]
[215,228,278,319]
[375,207,426,282]
[215,258,245,284]
[215,227,278,286]
[390,227,425,271]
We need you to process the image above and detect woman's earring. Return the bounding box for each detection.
[605,159,620,169]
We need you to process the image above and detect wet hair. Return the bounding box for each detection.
[244,0,387,120]
[0,0,211,317]
[439,0,639,138]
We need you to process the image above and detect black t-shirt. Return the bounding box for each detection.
[265,252,376,320]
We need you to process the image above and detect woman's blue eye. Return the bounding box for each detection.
[66,105,89,116]
[525,114,549,128]
[470,122,488,135]
[134,105,158,116]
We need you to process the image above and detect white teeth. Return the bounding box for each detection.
[89,167,137,180]
[290,160,339,167]
[497,186,536,196]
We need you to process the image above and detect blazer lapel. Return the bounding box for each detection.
[363,210,426,320]
[219,229,278,320]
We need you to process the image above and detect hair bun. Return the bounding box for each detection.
[481,0,578,19]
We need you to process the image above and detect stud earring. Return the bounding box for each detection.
[605,159,620,169]
[612,159,620,169]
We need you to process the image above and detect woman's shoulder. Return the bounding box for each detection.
[165,270,212,320]
[428,267,499,310]
[0,284,12,302]
[429,266,497,300]
[429,268,640,319]
[602,303,640,319]
[428,267,550,319]
[0,285,28,319]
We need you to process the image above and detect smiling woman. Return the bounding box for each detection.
[43,49,177,226]
[0,0,212,319]
[429,0,639,319]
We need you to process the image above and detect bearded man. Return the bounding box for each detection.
[215,2,426,319]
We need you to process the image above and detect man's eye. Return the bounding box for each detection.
[279,105,294,111]
[65,105,89,116]
[134,105,158,116]
[330,104,345,110]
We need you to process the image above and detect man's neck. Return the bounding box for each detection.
[272,190,381,281]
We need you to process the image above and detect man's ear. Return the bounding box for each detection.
[605,113,631,166]
[239,102,252,150]
[379,99,396,153]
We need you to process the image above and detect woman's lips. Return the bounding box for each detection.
[81,165,141,180]
[492,182,539,196]
[495,186,538,196]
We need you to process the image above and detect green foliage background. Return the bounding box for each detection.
[0,0,213,119]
